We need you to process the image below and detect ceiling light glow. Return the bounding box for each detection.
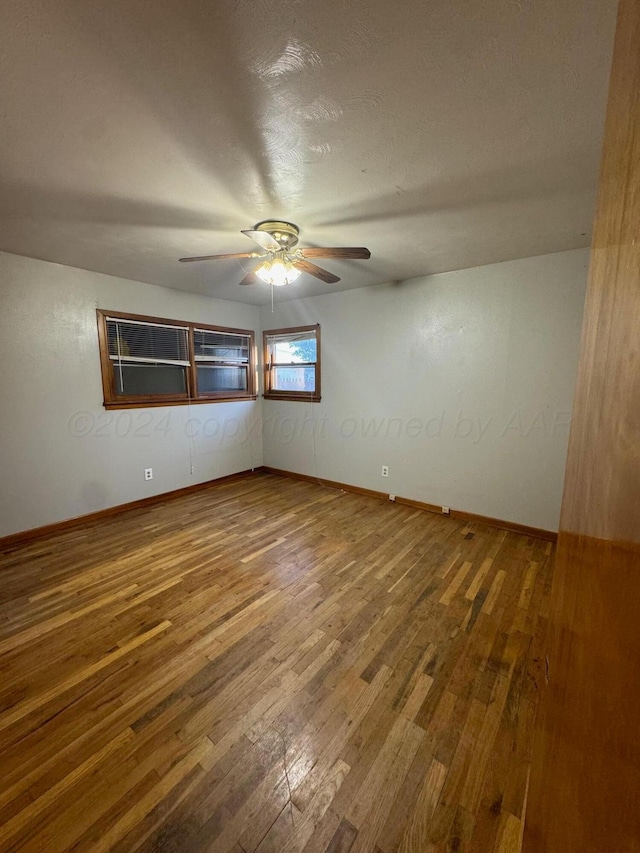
[255,256,301,287]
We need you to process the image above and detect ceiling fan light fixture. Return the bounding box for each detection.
[255,256,301,287]
[178,220,371,288]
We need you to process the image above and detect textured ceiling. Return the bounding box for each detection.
[0,0,617,305]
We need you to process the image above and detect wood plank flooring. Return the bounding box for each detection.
[0,472,553,852]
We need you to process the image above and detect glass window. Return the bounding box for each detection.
[97,311,256,408]
[263,325,321,402]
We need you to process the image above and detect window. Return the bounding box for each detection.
[193,328,251,398]
[263,325,321,402]
[97,310,256,408]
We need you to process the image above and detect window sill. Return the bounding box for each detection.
[263,393,322,403]
[103,395,257,409]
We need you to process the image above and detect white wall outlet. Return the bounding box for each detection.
[381,465,389,478]
[144,468,153,481]
[442,505,450,515]
[389,494,396,501]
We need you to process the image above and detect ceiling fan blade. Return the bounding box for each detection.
[241,229,281,251]
[179,251,260,263]
[238,269,259,286]
[300,247,371,260]
[294,259,340,284]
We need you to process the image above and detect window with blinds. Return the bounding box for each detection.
[106,317,190,399]
[193,329,251,397]
[263,325,321,402]
[97,310,256,407]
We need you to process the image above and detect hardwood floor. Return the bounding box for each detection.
[0,472,552,852]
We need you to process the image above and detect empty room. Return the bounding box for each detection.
[1,1,638,851]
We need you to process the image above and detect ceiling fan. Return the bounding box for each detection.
[178,220,371,287]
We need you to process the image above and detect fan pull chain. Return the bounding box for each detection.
[271,283,274,313]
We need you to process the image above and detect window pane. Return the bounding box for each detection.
[194,330,249,363]
[112,364,187,396]
[107,321,189,363]
[271,335,316,365]
[197,365,248,394]
[272,366,316,393]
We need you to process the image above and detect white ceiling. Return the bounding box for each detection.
[0,0,617,305]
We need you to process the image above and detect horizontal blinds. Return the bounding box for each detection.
[107,318,190,366]
[193,329,250,363]
[266,330,315,345]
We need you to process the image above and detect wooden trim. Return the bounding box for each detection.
[96,309,115,403]
[188,323,197,402]
[262,393,322,403]
[263,467,393,501]
[394,495,451,515]
[101,310,256,338]
[262,466,557,542]
[261,323,320,338]
[263,324,321,403]
[97,310,257,408]
[448,508,557,542]
[316,323,321,402]
[103,396,258,409]
[0,468,265,551]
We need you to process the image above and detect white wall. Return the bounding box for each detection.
[0,247,588,538]
[260,249,589,532]
[0,251,262,537]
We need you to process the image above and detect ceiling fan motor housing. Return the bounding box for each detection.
[254,220,300,249]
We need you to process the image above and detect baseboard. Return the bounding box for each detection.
[261,466,405,503]
[1,464,557,550]
[447,509,557,542]
[0,467,265,550]
[262,466,558,542]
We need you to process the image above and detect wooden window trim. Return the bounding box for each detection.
[97,309,257,408]
[263,324,321,403]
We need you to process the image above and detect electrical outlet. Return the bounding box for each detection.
[389,494,396,502]
[144,468,153,481]
[381,465,389,478]
[442,505,450,515]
